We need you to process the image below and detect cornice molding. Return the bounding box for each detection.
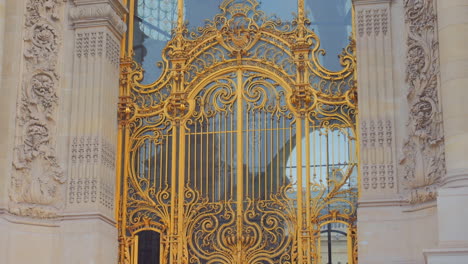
[72,0,127,17]
[353,0,392,6]
[61,212,116,226]
[441,168,468,188]
[358,198,405,208]
[70,0,128,37]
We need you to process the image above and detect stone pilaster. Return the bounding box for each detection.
[354,0,398,204]
[425,0,468,263]
[58,1,126,263]
[66,0,126,219]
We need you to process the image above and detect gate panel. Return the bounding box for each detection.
[118,1,357,263]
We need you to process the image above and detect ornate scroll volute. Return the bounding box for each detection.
[345,81,358,109]
[118,96,136,128]
[290,84,316,118]
[165,45,191,124]
[118,56,137,127]
[164,92,190,125]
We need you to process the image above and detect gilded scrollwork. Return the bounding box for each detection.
[119,0,357,263]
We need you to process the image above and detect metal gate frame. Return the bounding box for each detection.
[117,1,358,263]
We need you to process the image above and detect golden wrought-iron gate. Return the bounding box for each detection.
[118,1,358,263]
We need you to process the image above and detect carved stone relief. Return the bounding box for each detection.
[356,2,396,197]
[359,7,388,37]
[69,2,127,38]
[106,32,120,68]
[9,0,65,218]
[400,0,446,204]
[69,136,116,209]
[361,119,395,191]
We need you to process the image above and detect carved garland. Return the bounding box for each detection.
[10,0,65,218]
[400,0,446,204]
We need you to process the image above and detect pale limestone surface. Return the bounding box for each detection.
[0,0,125,263]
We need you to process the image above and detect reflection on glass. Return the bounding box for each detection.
[306,0,353,71]
[320,223,349,264]
[137,230,161,264]
[258,0,298,22]
[185,0,223,31]
[134,0,178,84]
[286,127,357,193]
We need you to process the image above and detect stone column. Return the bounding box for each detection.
[425,0,468,263]
[61,0,126,263]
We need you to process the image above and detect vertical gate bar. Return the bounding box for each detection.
[305,118,312,262]
[218,115,221,201]
[347,226,353,264]
[117,124,130,264]
[325,134,331,264]
[115,121,124,222]
[177,125,186,264]
[195,122,198,190]
[169,126,178,264]
[177,0,184,32]
[276,117,279,193]
[120,0,128,57]
[296,119,304,263]
[270,114,273,195]
[212,119,215,201]
[165,135,169,186]
[264,111,267,198]
[253,109,256,198]
[188,125,191,187]
[206,120,209,197]
[246,106,250,198]
[133,235,139,264]
[224,114,228,201]
[127,0,135,55]
[298,0,305,23]
[236,69,244,262]
[230,111,234,199]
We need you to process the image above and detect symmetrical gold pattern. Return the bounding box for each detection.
[118,0,358,263]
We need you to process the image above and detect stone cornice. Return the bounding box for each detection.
[353,0,392,6]
[72,0,127,17]
[61,212,116,226]
[358,198,405,208]
[70,0,128,37]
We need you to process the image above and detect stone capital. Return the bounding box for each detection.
[70,0,128,38]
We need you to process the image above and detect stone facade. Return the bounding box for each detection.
[0,0,126,263]
[0,0,467,263]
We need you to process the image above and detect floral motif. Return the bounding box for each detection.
[400,0,446,204]
[10,0,64,218]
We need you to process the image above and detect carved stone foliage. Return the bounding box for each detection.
[10,0,65,218]
[400,0,446,204]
